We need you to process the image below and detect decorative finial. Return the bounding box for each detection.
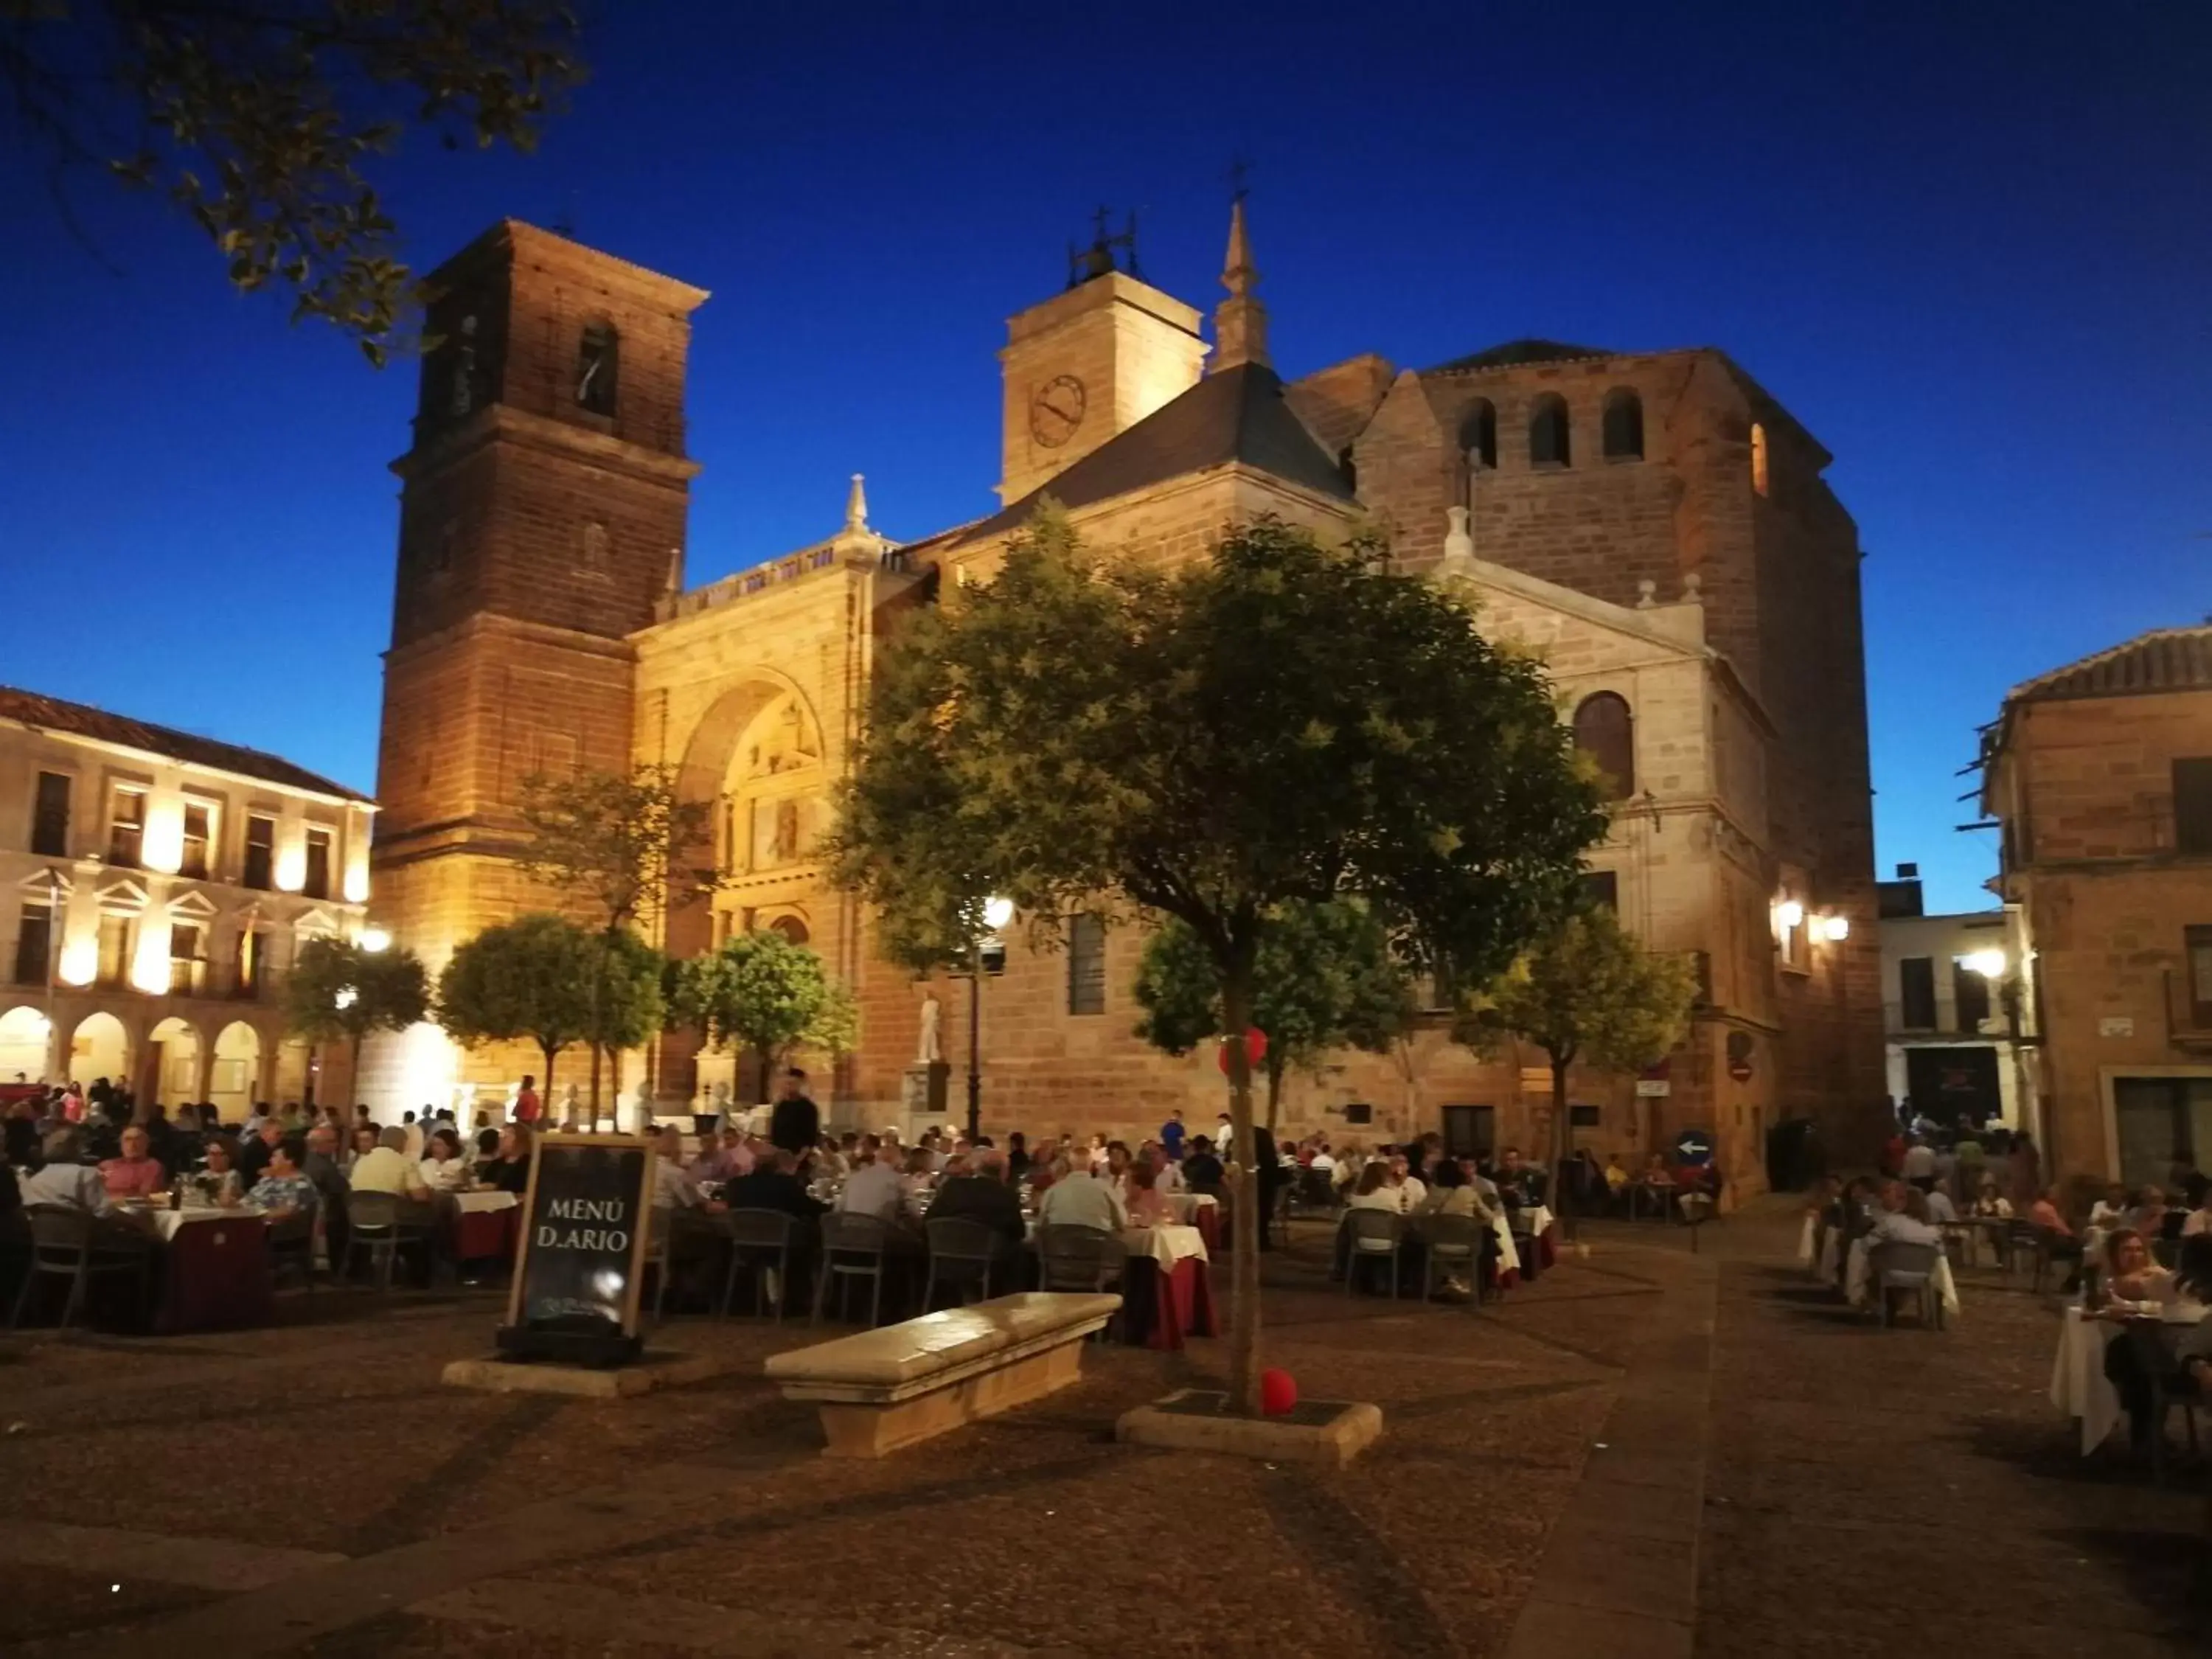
[1444,505,1473,566]
[1637,578,1658,608]
[1211,190,1270,372]
[662,546,684,599]
[845,473,869,535]
[1683,570,1703,601]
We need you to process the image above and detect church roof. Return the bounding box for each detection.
[1427,338,1613,372]
[2006,625,2212,705]
[0,684,372,803]
[953,361,1355,547]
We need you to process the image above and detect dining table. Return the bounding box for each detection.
[450,1189,522,1260]
[2048,1303,2206,1455]
[1110,1222,1216,1351]
[1844,1236,1961,1319]
[141,1202,274,1333]
[1493,1205,1557,1289]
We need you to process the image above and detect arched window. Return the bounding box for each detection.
[1528,393,1571,468]
[768,914,810,946]
[576,322,619,416]
[1572,692,1635,799]
[1601,389,1644,460]
[1459,400,1497,471]
[1750,421,1769,496]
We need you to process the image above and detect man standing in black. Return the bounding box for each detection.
[768,1068,820,1158]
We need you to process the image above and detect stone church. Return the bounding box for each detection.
[364,205,1883,1186]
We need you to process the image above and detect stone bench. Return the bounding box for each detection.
[764,1290,1121,1457]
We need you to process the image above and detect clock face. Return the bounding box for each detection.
[1029,375,1087,449]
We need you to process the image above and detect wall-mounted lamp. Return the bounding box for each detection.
[1964,948,2008,979]
[1819,914,1851,943]
[1775,900,1804,931]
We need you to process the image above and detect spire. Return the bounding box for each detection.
[1213,195,1269,372]
[844,472,869,534]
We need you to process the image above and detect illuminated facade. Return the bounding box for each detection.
[0,686,374,1111]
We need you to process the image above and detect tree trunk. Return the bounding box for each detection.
[541,1042,559,1127]
[1223,970,1263,1418]
[1551,1051,1573,1239]
[349,1032,364,1120]
[588,1043,602,1127]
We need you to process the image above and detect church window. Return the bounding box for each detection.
[580,521,609,572]
[1460,400,1497,470]
[1572,692,1635,799]
[1528,394,1571,468]
[576,323,619,416]
[1750,422,1770,496]
[1067,914,1107,1015]
[768,914,810,946]
[1601,389,1644,461]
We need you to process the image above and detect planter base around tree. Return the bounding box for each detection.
[1116,1388,1382,1467]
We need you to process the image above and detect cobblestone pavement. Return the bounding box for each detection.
[3,1208,2202,1656]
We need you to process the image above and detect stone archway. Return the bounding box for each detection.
[0,1004,52,1082]
[210,1020,260,1121]
[145,1015,204,1105]
[69,1010,129,1090]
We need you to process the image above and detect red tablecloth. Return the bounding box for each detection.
[1190,1203,1222,1253]
[158,1216,273,1333]
[453,1206,519,1261]
[1122,1253,1217,1350]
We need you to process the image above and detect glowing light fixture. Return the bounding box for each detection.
[1775,900,1804,931]
[333,987,358,1010]
[1964,948,2008,980]
[982,896,1015,933]
[360,927,392,953]
[1820,914,1851,943]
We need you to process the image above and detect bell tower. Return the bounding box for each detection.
[371,221,709,998]
[997,212,1206,504]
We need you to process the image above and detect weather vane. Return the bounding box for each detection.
[1066,206,1141,288]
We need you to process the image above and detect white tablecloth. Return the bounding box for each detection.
[150,1204,265,1242]
[1120,1223,1207,1268]
[2048,1304,2206,1455]
[1491,1215,1522,1278]
[1846,1237,1960,1318]
[1797,1213,1819,1265]
[451,1190,518,1214]
[1163,1193,1218,1225]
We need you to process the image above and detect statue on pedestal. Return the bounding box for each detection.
[917,992,943,1065]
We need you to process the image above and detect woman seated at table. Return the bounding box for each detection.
[471,1124,535,1194]
[247,1136,320,1223]
[2089,1183,2130,1231]
[183,1136,246,1207]
[2126,1185,2175,1241]
[417,1129,470,1193]
[1422,1158,1497,1225]
[1344,1163,1399,1213]
[1124,1158,1169,1226]
[1969,1178,2013,1220]
[2098,1229,2208,1453]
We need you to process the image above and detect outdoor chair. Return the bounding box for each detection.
[813,1212,894,1327]
[922,1216,1002,1310]
[266,1212,316,1293]
[1271,1181,1295,1249]
[1415,1212,1488,1307]
[1867,1240,1944,1329]
[8,1205,153,1332]
[1343,1208,1407,1299]
[718,1208,796,1321]
[1035,1223,1124,1339]
[2121,1318,2202,1488]
[340,1192,439,1290]
[1293,1167,1337,1218]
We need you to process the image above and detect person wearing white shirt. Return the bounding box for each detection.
[1924,1186,1959,1224]
[1900,1140,1937,1187]
[16,1129,116,1216]
[1866,1182,1942,1247]
[1343,1165,1399,1212]
[1038,1164,1127,1233]
[2089,1183,2129,1230]
[838,1158,911,1225]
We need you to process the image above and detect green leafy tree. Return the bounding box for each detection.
[6,0,585,361]
[826,513,1604,1413]
[1133,900,1413,1130]
[669,930,859,1104]
[434,913,597,1103]
[515,761,719,1110]
[1454,903,1697,1200]
[281,934,428,1104]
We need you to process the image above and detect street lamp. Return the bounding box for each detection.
[359,927,392,953]
[965,896,1014,1140]
[1965,948,2007,980]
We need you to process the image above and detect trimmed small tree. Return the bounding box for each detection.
[668,930,859,1105]
[515,762,720,1112]
[281,936,428,1106]
[434,914,599,1107]
[826,513,1604,1414]
[1133,900,1414,1130]
[1454,902,1698,1210]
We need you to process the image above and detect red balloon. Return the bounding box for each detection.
[1214,1026,1270,1077]
[1259,1368,1298,1416]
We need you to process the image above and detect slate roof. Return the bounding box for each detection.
[952,361,1355,547]
[1427,338,1613,373]
[2006,625,2212,705]
[0,685,372,803]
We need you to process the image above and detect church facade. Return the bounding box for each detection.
[364,211,1883,1186]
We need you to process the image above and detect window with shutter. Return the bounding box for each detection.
[1899,957,1937,1029]
[1067,914,1106,1015]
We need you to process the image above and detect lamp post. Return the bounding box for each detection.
[965,896,1014,1141]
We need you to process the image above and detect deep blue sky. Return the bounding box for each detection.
[5,1,2207,914]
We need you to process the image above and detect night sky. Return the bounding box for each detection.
[5,1,2206,914]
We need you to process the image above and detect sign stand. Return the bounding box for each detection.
[495,1133,657,1369]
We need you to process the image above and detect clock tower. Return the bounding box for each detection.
[370,221,709,1020]
[997,231,1206,505]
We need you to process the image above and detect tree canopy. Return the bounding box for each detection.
[280,935,428,1090]
[669,930,858,1101]
[1455,902,1697,1177]
[1133,899,1413,1127]
[516,761,720,933]
[827,513,1605,1411]
[435,913,661,1099]
[6,0,585,361]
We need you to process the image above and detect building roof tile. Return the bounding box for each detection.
[0,685,372,803]
[2006,625,2212,705]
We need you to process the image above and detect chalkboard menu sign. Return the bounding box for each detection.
[497,1134,656,1367]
